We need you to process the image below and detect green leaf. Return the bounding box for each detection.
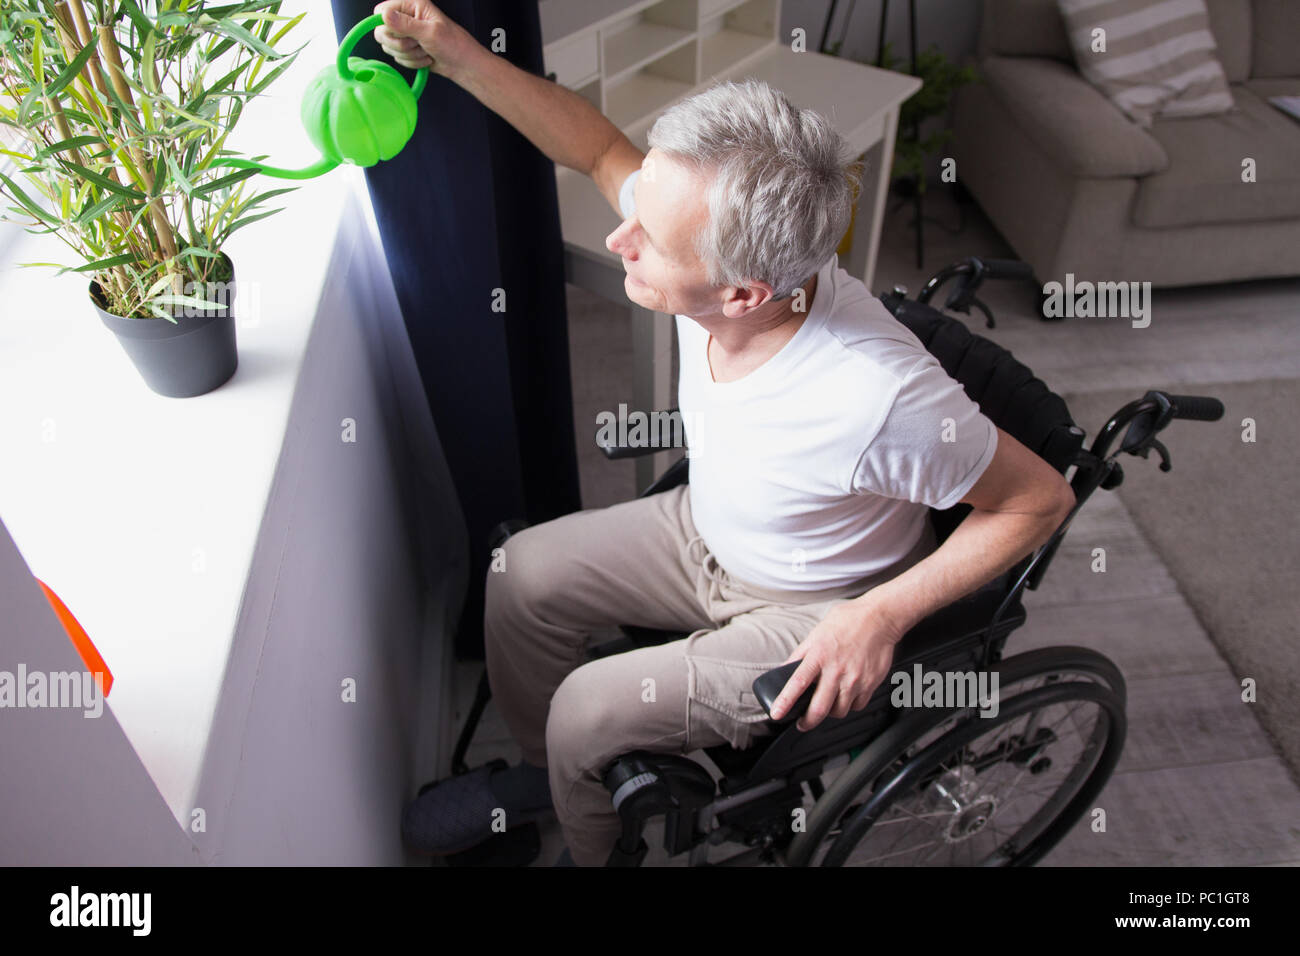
[18,88,42,125]
[74,193,126,225]
[191,167,257,197]
[219,204,282,237]
[94,69,146,136]
[119,0,157,40]
[166,153,196,196]
[208,17,283,60]
[144,272,176,299]
[175,246,220,259]
[151,292,225,310]
[34,135,104,160]
[45,40,98,100]
[267,11,305,47]
[183,60,248,113]
[141,40,159,111]
[32,23,43,88]
[204,34,238,60]
[239,185,296,210]
[246,55,295,96]
[0,171,58,225]
[62,253,139,274]
[62,162,147,200]
[201,2,287,22]
[160,103,220,131]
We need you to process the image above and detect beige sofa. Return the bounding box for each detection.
[952,0,1300,288]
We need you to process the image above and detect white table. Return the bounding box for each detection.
[555,45,921,488]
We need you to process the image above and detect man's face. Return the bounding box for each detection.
[605,149,720,317]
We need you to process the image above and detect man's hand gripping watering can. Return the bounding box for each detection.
[219,14,427,179]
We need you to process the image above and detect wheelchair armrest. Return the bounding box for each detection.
[752,661,815,724]
[597,409,685,459]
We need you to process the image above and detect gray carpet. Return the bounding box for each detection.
[1059,379,1300,783]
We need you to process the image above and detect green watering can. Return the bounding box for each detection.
[220,14,428,179]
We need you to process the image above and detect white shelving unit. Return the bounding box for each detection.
[542,0,781,131]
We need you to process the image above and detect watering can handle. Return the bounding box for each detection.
[341,13,429,101]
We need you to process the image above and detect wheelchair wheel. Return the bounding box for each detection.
[785,647,1126,867]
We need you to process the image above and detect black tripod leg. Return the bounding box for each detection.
[450,667,492,776]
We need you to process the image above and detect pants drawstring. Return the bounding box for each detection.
[686,533,726,603]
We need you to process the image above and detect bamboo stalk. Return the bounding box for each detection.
[42,13,136,303]
[63,0,110,100]
[46,97,130,299]
[49,4,101,120]
[97,22,182,296]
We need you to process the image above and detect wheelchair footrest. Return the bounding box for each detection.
[602,751,717,860]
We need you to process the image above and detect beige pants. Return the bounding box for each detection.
[483,482,937,866]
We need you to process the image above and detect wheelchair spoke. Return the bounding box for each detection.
[876,804,956,825]
[878,819,932,863]
[860,825,948,866]
[914,833,955,866]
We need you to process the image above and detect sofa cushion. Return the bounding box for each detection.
[1057,0,1236,127]
[1204,0,1252,83]
[980,55,1170,177]
[980,0,1074,61]
[1244,77,1300,100]
[1134,85,1300,227]
[978,0,1252,77]
[1251,0,1300,78]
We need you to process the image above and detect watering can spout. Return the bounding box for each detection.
[219,156,340,181]
[216,14,427,181]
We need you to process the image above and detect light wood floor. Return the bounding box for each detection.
[449,185,1300,866]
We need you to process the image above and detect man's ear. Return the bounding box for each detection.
[721,279,776,318]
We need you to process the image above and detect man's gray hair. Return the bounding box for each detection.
[646,78,863,301]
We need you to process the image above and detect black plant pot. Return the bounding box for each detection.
[92,260,239,398]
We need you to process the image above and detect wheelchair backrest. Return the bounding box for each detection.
[880,292,1086,546]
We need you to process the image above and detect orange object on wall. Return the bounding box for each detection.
[34,578,113,697]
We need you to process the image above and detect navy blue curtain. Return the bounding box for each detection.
[330,0,581,658]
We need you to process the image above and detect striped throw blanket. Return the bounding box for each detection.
[1057,0,1235,127]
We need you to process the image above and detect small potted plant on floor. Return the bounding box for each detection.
[876,40,977,199]
[0,0,304,397]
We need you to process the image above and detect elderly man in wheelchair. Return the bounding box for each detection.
[379,0,1221,867]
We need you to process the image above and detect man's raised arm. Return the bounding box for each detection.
[372,0,645,215]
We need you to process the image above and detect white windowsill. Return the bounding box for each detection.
[0,3,385,824]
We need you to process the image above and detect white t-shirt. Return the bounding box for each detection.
[619,169,998,591]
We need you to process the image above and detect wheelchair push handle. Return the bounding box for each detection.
[909,256,1036,330]
[1080,388,1225,485]
[1165,393,1225,422]
[977,258,1034,281]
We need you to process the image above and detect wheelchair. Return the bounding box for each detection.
[448,256,1225,867]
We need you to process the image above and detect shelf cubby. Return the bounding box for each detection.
[605,41,696,127]
[541,0,781,132]
[604,22,694,83]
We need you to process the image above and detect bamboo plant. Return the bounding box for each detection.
[0,0,305,320]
